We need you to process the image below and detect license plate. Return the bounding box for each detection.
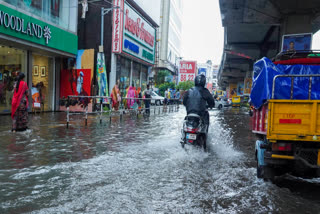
[186,133,196,140]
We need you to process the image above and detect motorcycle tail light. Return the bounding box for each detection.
[184,127,199,133]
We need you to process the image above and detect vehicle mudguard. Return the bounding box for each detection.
[255,140,266,166]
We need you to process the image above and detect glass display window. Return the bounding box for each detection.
[132,61,140,88]
[0,46,27,113]
[31,54,54,111]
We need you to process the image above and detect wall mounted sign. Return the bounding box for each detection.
[112,0,156,65]
[0,4,77,55]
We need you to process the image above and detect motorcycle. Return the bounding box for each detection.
[180,113,208,150]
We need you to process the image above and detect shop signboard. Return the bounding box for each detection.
[122,2,156,64]
[244,78,252,95]
[179,61,197,82]
[0,4,77,55]
[112,0,156,65]
[112,0,124,53]
[281,33,312,52]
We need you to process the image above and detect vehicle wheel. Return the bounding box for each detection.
[257,161,264,178]
[218,104,223,110]
[257,161,275,180]
[156,100,160,106]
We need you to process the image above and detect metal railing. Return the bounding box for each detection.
[64,95,180,128]
[272,74,320,99]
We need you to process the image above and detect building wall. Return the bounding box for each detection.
[158,0,183,73]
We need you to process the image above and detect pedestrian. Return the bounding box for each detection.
[176,89,180,105]
[127,84,136,109]
[143,84,151,115]
[11,73,29,132]
[164,88,169,111]
[137,87,142,109]
[111,80,121,110]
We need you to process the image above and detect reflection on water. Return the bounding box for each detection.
[0,109,320,213]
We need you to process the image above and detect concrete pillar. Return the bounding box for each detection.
[109,53,117,94]
[160,0,170,63]
[130,60,133,86]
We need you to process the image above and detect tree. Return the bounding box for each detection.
[177,81,194,91]
[155,70,171,85]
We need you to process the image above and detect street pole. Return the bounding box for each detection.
[101,7,104,47]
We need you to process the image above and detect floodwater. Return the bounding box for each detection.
[1,108,320,213]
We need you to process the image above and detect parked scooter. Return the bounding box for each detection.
[180,113,208,150]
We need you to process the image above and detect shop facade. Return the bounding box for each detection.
[110,0,157,96]
[0,1,77,114]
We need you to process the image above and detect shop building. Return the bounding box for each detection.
[78,0,158,98]
[103,0,157,96]
[0,1,78,114]
[110,0,158,96]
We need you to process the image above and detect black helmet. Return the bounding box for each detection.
[194,74,206,87]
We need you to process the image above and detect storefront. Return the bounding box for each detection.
[0,1,77,114]
[111,0,156,96]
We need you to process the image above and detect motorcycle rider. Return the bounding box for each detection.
[183,74,215,127]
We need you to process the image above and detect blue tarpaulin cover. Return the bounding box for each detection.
[250,57,320,109]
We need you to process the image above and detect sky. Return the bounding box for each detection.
[181,0,224,65]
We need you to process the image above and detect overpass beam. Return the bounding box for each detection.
[282,15,312,35]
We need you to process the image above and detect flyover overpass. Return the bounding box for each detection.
[218,0,320,90]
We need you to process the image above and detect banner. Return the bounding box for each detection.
[282,33,312,52]
[179,61,197,82]
[244,78,252,95]
[237,82,244,96]
[229,83,237,98]
[97,53,108,102]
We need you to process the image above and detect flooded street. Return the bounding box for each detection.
[1,109,320,213]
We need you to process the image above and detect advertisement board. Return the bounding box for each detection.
[198,67,207,76]
[229,83,237,98]
[281,33,312,52]
[244,78,252,95]
[237,82,244,96]
[179,61,197,82]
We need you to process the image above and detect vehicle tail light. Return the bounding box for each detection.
[272,143,292,151]
[184,127,199,133]
[188,140,193,143]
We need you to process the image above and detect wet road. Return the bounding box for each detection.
[1,109,320,213]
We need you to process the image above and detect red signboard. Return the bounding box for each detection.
[179,61,197,82]
[112,0,124,53]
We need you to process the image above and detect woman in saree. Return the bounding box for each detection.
[127,85,136,109]
[111,80,121,110]
[11,73,29,132]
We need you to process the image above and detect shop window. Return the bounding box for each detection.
[132,61,140,88]
[31,54,53,111]
[118,57,130,97]
[0,46,27,114]
[141,65,148,91]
